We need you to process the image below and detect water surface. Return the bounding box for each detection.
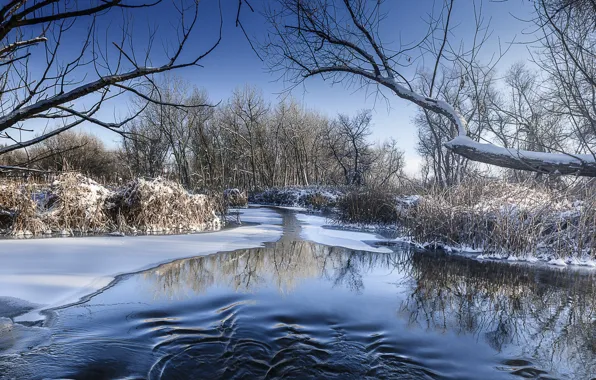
[0,212,595,379]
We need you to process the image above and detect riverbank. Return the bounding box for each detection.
[0,173,222,237]
[250,181,596,267]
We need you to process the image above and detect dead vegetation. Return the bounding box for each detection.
[336,180,596,260]
[402,181,596,259]
[224,188,248,207]
[335,187,402,225]
[0,173,222,237]
[109,178,221,233]
[249,186,342,210]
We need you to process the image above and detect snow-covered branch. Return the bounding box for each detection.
[265,0,596,177]
[445,136,596,177]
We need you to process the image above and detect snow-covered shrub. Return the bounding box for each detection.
[44,173,114,233]
[0,182,45,235]
[109,177,221,233]
[250,187,342,210]
[224,188,248,207]
[0,174,222,236]
[403,180,596,259]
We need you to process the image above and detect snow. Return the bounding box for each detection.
[250,187,343,210]
[548,258,567,267]
[295,213,392,253]
[0,297,39,319]
[446,135,596,165]
[0,207,282,321]
[383,76,468,136]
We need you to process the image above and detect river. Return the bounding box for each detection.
[0,208,594,379]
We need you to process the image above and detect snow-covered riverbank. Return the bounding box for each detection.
[0,206,394,322]
[0,207,282,321]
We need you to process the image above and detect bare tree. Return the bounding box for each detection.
[0,0,252,157]
[121,117,170,179]
[534,0,596,158]
[264,0,596,177]
[325,110,374,186]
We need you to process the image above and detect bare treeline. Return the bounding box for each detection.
[120,80,404,190]
[264,0,596,180]
[415,0,596,186]
[0,131,120,180]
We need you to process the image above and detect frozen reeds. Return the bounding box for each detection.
[0,174,222,236]
[337,179,596,260]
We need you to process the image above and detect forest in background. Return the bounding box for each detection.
[0,80,405,191]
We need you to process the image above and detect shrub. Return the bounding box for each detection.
[109,177,221,233]
[224,188,248,207]
[402,180,596,259]
[250,187,342,210]
[0,174,222,236]
[0,182,45,235]
[336,187,401,225]
[44,173,113,233]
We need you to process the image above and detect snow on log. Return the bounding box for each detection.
[445,136,596,177]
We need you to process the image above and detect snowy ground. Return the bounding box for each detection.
[295,213,393,253]
[0,206,397,322]
[0,207,283,321]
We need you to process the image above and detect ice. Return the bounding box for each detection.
[295,213,392,253]
[0,297,39,319]
[0,207,283,321]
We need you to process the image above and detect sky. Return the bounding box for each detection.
[15,0,538,175]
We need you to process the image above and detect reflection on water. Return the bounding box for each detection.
[144,240,404,297]
[1,240,595,379]
[404,254,596,379]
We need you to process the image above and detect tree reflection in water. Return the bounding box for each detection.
[403,253,596,378]
[144,241,596,378]
[144,241,408,296]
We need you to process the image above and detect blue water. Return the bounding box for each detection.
[1,215,595,379]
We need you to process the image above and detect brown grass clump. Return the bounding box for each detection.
[336,187,401,224]
[224,188,248,207]
[333,179,596,259]
[44,173,114,233]
[0,182,46,235]
[403,180,596,259]
[110,178,221,233]
[0,174,222,237]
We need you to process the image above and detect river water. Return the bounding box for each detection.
[0,210,595,379]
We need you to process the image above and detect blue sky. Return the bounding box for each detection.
[24,0,538,175]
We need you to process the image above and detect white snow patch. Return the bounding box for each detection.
[295,213,392,253]
[0,207,283,321]
[548,258,567,267]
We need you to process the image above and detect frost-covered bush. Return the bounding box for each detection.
[224,188,248,207]
[108,177,221,233]
[44,173,114,233]
[0,174,222,236]
[250,187,342,210]
[403,181,596,260]
[0,182,45,235]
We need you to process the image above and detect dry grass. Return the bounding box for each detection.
[0,182,45,235]
[336,187,401,224]
[0,173,222,236]
[402,180,596,259]
[44,173,113,233]
[110,178,221,233]
[250,186,342,210]
[224,188,248,207]
[334,180,596,260]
